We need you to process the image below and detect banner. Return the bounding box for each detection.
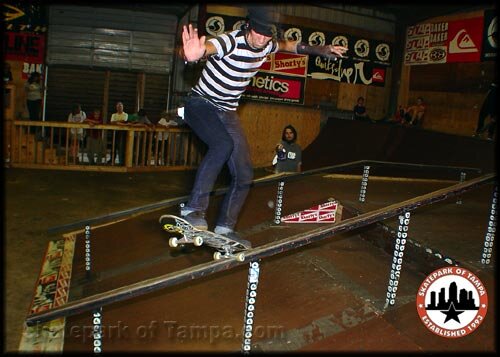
[242,73,306,105]
[202,11,392,87]
[308,57,386,86]
[447,17,484,63]
[405,17,485,65]
[481,10,497,61]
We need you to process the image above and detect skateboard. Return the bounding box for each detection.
[159,214,248,262]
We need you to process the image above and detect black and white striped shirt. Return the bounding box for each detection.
[192,30,278,111]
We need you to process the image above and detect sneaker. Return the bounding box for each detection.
[182,211,208,230]
[220,230,252,249]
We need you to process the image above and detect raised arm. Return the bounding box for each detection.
[278,39,348,59]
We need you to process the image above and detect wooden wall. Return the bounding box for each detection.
[238,102,321,168]
[397,9,497,136]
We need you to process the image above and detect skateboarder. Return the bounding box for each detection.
[179,6,348,246]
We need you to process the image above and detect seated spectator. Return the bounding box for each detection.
[353,96,370,121]
[84,108,105,165]
[404,97,426,126]
[67,103,86,162]
[128,108,153,127]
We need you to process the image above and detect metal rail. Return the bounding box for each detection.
[26,172,495,326]
[47,160,483,234]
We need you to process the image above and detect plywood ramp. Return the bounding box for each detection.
[239,102,321,167]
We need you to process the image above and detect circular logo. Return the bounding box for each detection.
[375,43,390,61]
[284,28,302,42]
[354,39,369,57]
[487,16,497,48]
[332,35,348,48]
[205,16,225,36]
[308,31,325,46]
[416,267,488,338]
[233,20,247,31]
[429,48,446,62]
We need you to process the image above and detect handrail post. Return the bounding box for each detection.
[384,211,411,308]
[358,165,370,203]
[481,185,497,265]
[241,261,261,353]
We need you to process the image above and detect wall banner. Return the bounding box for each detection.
[405,17,485,65]
[308,56,386,86]
[446,17,484,63]
[481,10,497,61]
[242,73,306,105]
[202,10,392,87]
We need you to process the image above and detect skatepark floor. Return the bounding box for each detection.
[4,167,496,352]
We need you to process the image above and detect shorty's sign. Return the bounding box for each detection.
[260,53,308,77]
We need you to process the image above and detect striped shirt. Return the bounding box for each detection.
[192,30,278,111]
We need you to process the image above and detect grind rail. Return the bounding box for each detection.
[26,171,495,326]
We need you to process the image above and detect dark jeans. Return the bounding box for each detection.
[27,99,42,138]
[184,95,253,229]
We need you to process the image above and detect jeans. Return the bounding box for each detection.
[184,95,253,229]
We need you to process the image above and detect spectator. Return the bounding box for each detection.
[84,108,105,165]
[273,124,302,173]
[404,97,426,127]
[4,62,13,83]
[156,112,180,165]
[25,72,43,121]
[474,82,497,140]
[110,102,128,165]
[128,108,153,126]
[24,72,44,138]
[67,103,86,162]
[353,96,369,121]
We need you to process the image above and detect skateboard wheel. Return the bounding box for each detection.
[213,252,222,260]
[169,237,179,248]
[236,252,245,262]
[193,236,203,246]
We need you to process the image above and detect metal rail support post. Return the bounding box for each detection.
[385,212,411,308]
[481,185,497,265]
[92,307,103,353]
[456,172,466,204]
[274,181,285,224]
[241,261,261,353]
[359,165,370,203]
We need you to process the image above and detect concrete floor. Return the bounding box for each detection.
[5,167,496,352]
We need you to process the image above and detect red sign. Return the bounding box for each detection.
[446,17,484,63]
[260,53,308,77]
[4,31,46,63]
[243,73,306,105]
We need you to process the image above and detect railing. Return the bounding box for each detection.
[8,121,205,171]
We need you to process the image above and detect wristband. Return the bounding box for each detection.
[296,43,338,60]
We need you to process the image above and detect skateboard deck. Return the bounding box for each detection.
[159,214,248,261]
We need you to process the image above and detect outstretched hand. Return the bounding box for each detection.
[329,45,348,58]
[182,24,206,62]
